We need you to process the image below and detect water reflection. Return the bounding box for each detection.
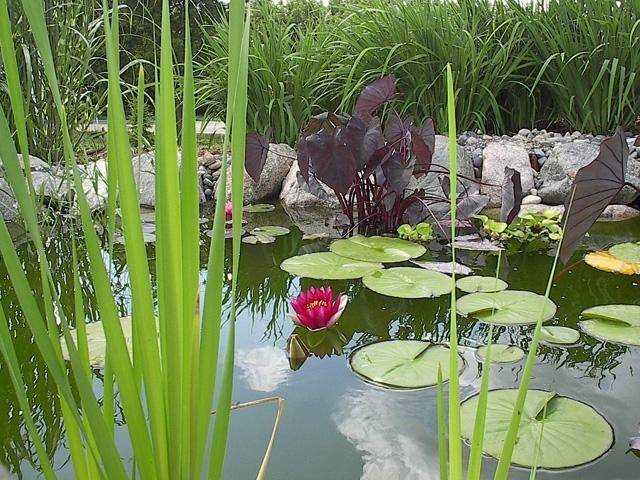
[236,346,289,393]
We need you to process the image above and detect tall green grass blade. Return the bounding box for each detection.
[437,365,448,480]
[446,63,462,480]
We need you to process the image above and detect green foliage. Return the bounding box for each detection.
[397,222,434,242]
[474,210,562,252]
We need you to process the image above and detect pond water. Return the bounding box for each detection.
[1,206,639,479]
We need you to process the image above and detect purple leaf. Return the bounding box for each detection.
[501,167,523,224]
[353,75,397,121]
[383,152,413,195]
[384,112,411,145]
[297,137,310,181]
[411,119,435,176]
[457,194,490,220]
[245,128,272,183]
[306,128,357,195]
[559,127,629,264]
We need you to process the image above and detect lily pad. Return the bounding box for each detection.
[411,260,472,275]
[540,326,580,346]
[363,267,452,298]
[280,252,382,280]
[476,344,524,363]
[330,235,426,263]
[453,234,502,252]
[250,225,290,237]
[457,290,557,325]
[584,251,640,275]
[243,203,275,213]
[302,233,330,241]
[242,234,275,244]
[460,389,613,469]
[456,276,508,293]
[579,304,640,347]
[61,317,134,367]
[349,340,463,389]
[609,242,640,263]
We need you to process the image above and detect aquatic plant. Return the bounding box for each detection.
[225,200,234,220]
[397,222,434,242]
[288,286,347,331]
[584,241,640,275]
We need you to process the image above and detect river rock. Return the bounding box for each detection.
[597,204,640,221]
[132,152,157,207]
[280,162,339,208]
[521,194,542,205]
[226,143,295,204]
[0,178,18,220]
[481,142,534,207]
[538,141,640,205]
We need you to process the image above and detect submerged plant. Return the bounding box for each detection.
[288,286,347,331]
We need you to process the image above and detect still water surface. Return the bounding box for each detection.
[1,207,639,479]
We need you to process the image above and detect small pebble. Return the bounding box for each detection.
[466,136,478,146]
[518,128,531,136]
[473,166,482,178]
[538,156,547,167]
[521,194,542,205]
[203,177,215,187]
[530,188,538,196]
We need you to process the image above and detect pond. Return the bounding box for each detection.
[1,206,639,479]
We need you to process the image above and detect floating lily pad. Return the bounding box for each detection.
[457,290,556,325]
[250,225,290,237]
[61,317,134,367]
[579,304,640,347]
[243,203,275,213]
[302,233,330,241]
[460,389,613,469]
[242,234,275,244]
[411,260,472,275]
[349,340,463,389]
[330,235,426,263]
[540,326,580,346]
[609,242,640,263]
[476,344,524,363]
[280,252,382,280]
[205,227,245,239]
[456,276,508,293]
[363,267,452,298]
[584,250,640,275]
[454,234,502,252]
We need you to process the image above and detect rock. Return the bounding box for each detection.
[0,178,19,221]
[280,162,339,208]
[538,142,640,205]
[472,149,483,168]
[132,152,157,207]
[530,188,538,196]
[597,204,640,222]
[226,143,294,204]
[521,194,542,205]
[408,135,473,199]
[480,142,534,207]
[518,128,531,136]
[282,204,341,238]
[466,136,479,146]
[82,159,108,211]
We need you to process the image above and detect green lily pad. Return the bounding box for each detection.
[456,276,508,293]
[363,267,452,298]
[579,304,640,347]
[609,242,640,263]
[457,290,557,325]
[250,225,290,237]
[280,252,382,280]
[302,233,330,241]
[476,344,524,363]
[349,340,463,389]
[540,326,580,346]
[330,235,426,263]
[243,203,275,213]
[61,317,134,367]
[242,234,275,244]
[461,389,613,469]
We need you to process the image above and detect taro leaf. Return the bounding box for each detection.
[456,276,508,293]
[457,290,557,325]
[341,116,383,170]
[250,225,290,237]
[384,112,410,145]
[411,260,472,276]
[297,113,348,181]
[330,235,425,263]
[383,151,413,196]
[501,167,523,224]
[349,340,463,389]
[440,175,450,198]
[245,127,272,183]
[559,127,629,264]
[280,252,382,280]
[584,250,640,275]
[476,344,524,363]
[539,326,580,346]
[460,389,614,469]
[296,137,311,181]
[362,145,391,178]
[363,267,452,298]
[243,203,275,213]
[411,118,436,176]
[579,304,640,346]
[352,75,396,121]
[306,127,357,195]
[456,194,490,220]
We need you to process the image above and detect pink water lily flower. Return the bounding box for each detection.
[225,201,233,221]
[288,287,348,331]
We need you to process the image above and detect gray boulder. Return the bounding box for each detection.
[538,141,640,205]
[280,162,339,208]
[481,142,534,207]
[408,135,473,199]
[132,152,157,208]
[226,143,295,204]
[0,179,18,221]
